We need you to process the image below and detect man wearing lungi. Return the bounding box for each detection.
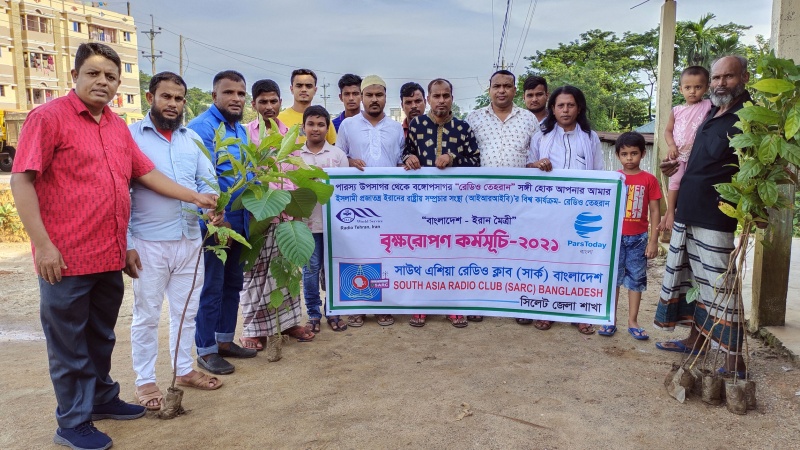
[653,55,752,377]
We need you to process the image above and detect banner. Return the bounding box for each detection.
[323,168,625,325]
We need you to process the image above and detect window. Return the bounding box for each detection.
[89,25,117,44]
[20,14,50,33]
[124,63,132,73]
[72,21,82,33]
[126,94,134,104]
[0,86,5,97]
[123,31,131,42]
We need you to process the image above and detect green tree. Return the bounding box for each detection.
[139,71,151,115]
[185,87,212,121]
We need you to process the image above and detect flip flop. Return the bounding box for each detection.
[515,318,534,325]
[409,314,426,327]
[377,314,395,326]
[347,315,365,328]
[598,325,617,336]
[134,385,163,411]
[572,322,595,335]
[628,327,650,340]
[717,367,747,379]
[447,315,468,328]
[466,315,484,322]
[655,340,705,355]
[533,320,553,331]
[284,325,315,342]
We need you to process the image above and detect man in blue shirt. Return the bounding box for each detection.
[332,73,362,132]
[188,70,257,375]
[126,72,224,408]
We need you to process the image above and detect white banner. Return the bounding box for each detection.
[322,168,625,325]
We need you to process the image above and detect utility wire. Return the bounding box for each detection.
[510,0,539,71]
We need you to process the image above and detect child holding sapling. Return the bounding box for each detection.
[659,66,712,232]
[599,132,661,340]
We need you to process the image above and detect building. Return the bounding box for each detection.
[0,0,142,123]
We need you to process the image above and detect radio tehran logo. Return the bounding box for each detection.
[340,263,383,301]
[574,212,603,238]
[336,208,381,223]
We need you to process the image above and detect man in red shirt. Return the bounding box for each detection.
[11,43,217,450]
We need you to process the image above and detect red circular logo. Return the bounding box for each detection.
[352,275,368,289]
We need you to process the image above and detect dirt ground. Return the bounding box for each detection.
[1,241,800,449]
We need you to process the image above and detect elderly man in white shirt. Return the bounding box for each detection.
[336,75,403,327]
[526,85,605,335]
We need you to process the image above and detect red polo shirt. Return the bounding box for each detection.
[13,90,155,276]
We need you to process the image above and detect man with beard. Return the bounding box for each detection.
[278,68,336,144]
[337,75,404,327]
[654,55,752,378]
[188,70,257,375]
[523,75,548,127]
[246,79,288,141]
[402,78,480,328]
[127,72,224,410]
[400,82,426,138]
[332,74,362,132]
[465,69,538,322]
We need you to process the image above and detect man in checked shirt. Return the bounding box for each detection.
[402,78,480,328]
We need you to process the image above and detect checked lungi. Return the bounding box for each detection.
[654,222,744,355]
[240,226,303,338]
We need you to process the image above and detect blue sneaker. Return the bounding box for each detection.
[91,396,146,421]
[54,422,112,450]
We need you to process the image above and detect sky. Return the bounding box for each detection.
[106,0,773,112]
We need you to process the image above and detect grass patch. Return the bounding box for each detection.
[0,184,28,243]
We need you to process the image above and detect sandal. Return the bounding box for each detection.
[176,371,223,390]
[239,336,265,351]
[348,314,365,328]
[377,314,395,326]
[327,316,347,332]
[134,385,163,411]
[466,315,484,322]
[572,322,595,335]
[306,319,321,333]
[598,325,617,336]
[515,318,533,325]
[447,315,468,328]
[284,325,315,342]
[409,314,426,327]
[533,320,553,330]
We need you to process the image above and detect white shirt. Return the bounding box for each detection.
[337,113,404,167]
[465,105,538,168]
[527,124,605,171]
[299,142,349,233]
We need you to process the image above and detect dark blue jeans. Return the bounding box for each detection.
[39,271,123,428]
[302,233,325,320]
[195,237,244,356]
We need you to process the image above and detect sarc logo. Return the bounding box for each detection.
[336,208,381,223]
[574,212,603,238]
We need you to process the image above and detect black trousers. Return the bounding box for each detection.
[39,271,123,428]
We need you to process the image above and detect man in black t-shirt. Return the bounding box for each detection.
[653,55,751,378]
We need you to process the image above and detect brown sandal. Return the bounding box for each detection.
[348,314,365,327]
[533,320,553,330]
[306,319,321,333]
[284,325,315,342]
[239,336,265,351]
[134,385,163,411]
[176,371,223,390]
[572,322,595,335]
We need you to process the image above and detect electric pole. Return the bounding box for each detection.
[178,34,184,78]
[141,14,162,75]
[321,78,330,109]
[493,57,513,71]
